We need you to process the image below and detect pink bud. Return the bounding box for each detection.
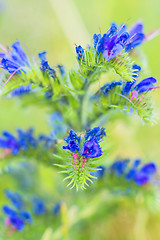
[82,158,86,163]
[73,160,77,165]
[72,153,78,159]
[130,91,138,101]
[5,217,11,226]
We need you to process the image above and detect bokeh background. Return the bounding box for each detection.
[0,0,160,239]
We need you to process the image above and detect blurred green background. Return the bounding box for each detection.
[0,0,160,239]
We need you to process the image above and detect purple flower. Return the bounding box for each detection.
[10,216,24,231]
[134,172,150,186]
[81,140,103,158]
[93,22,145,60]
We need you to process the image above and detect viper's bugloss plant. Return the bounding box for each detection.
[0,19,159,239]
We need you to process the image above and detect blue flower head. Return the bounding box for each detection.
[75,45,84,60]
[0,128,56,155]
[125,23,145,51]
[111,159,129,177]
[10,216,24,231]
[3,190,33,231]
[53,202,61,215]
[93,22,145,61]
[32,197,46,215]
[85,127,106,142]
[0,41,30,74]
[63,127,105,158]
[134,77,157,93]
[10,84,32,97]
[39,51,56,78]
[101,81,122,95]
[20,211,33,224]
[93,33,102,49]
[5,189,24,210]
[110,159,157,187]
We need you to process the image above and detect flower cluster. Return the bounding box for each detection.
[2,190,62,233]
[76,22,145,62]
[110,159,157,186]
[94,22,145,59]
[32,197,61,216]
[63,127,106,158]
[3,190,32,231]
[59,127,106,190]
[0,128,57,155]
[95,64,159,122]
[0,41,30,74]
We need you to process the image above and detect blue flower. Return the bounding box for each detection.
[39,51,56,78]
[64,130,81,144]
[125,23,145,51]
[140,162,157,175]
[10,84,32,97]
[32,197,46,215]
[38,132,57,149]
[134,77,157,93]
[5,189,24,210]
[3,190,33,231]
[85,127,106,142]
[53,202,61,215]
[122,76,158,96]
[81,140,103,158]
[110,159,157,186]
[63,140,80,152]
[111,159,129,177]
[3,206,17,216]
[93,22,145,61]
[0,128,56,155]
[20,211,33,224]
[93,33,102,49]
[75,45,84,60]
[63,128,105,158]
[9,216,24,231]
[101,81,122,95]
[0,41,30,74]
